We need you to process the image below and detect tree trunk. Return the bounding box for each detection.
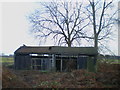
[94,34,98,72]
[94,34,98,49]
[92,1,98,72]
[68,43,71,47]
[67,39,71,47]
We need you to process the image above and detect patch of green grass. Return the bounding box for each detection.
[0,57,14,67]
[1,57,14,63]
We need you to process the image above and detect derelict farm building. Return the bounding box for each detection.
[14,45,97,72]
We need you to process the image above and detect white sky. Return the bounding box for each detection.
[0,1,119,55]
[1,2,42,55]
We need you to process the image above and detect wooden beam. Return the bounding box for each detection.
[51,54,56,71]
[61,57,63,72]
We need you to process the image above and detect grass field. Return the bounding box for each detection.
[1,57,14,63]
[0,57,14,67]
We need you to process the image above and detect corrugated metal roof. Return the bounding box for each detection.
[14,45,97,55]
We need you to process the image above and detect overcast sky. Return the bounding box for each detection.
[1,2,41,55]
[0,1,119,55]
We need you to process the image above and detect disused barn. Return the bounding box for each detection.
[14,45,97,72]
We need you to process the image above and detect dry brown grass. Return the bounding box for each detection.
[2,63,120,88]
[2,66,31,88]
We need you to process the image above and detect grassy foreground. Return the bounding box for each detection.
[2,64,120,88]
[1,56,120,88]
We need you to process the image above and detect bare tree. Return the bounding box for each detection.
[79,0,118,52]
[28,1,90,47]
[85,0,118,50]
[80,0,118,71]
